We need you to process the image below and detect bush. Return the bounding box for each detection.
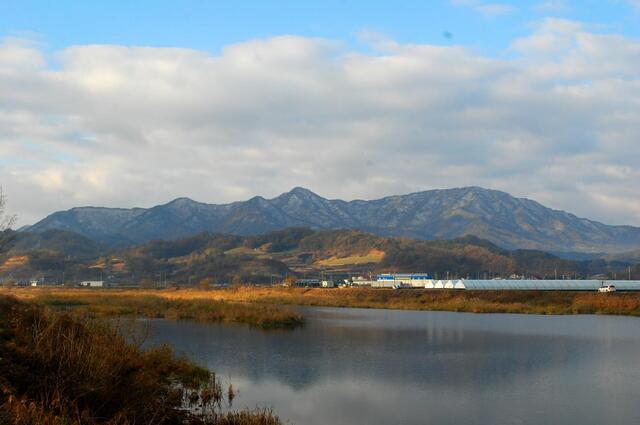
[0,296,281,425]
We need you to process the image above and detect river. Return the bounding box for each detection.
[140,307,640,425]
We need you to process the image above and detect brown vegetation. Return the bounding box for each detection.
[130,286,640,316]
[11,286,640,316]
[0,255,28,272]
[0,295,281,425]
[3,289,304,329]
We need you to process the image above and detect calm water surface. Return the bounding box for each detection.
[141,307,640,425]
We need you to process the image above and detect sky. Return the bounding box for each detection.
[0,0,639,226]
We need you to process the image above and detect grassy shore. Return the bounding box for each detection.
[155,286,640,316]
[0,295,281,424]
[5,286,640,318]
[1,288,303,329]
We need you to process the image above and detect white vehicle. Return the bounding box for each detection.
[598,284,616,293]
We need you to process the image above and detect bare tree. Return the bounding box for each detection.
[0,186,17,253]
[0,186,16,230]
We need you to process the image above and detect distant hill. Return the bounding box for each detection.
[605,249,640,265]
[2,227,638,284]
[23,186,640,253]
[91,228,640,283]
[9,229,103,259]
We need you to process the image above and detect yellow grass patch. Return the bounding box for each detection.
[0,255,29,272]
[5,286,640,318]
[224,246,258,256]
[2,287,303,329]
[315,249,385,266]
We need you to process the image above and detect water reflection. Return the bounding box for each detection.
[141,308,640,425]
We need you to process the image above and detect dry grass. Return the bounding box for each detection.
[315,250,385,267]
[2,288,303,329]
[0,295,282,425]
[5,286,640,320]
[0,255,28,272]
[127,286,640,316]
[224,247,258,256]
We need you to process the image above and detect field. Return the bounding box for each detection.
[5,286,640,317]
[192,286,640,316]
[0,255,28,272]
[1,288,304,329]
[315,249,385,267]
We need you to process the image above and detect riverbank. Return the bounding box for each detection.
[0,295,282,424]
[159,286,640,316]
[219,287,640,316]
[5,286,640,317]
[1,288,303,329]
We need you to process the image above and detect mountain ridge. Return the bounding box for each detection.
[6,227,638,285]
[23,186,640,253]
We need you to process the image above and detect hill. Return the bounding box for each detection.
[24,187,640,253]
[9,229,103,259]
[2,228,637,285]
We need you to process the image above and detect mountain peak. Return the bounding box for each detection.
[24,187,640,253]
[288,187,318,197]
[166,197,199,206]
[273,187,326,203]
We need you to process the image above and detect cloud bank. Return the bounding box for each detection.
[0,19,639,226]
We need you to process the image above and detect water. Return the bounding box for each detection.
[140,307,640,425]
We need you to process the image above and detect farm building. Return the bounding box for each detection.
[80,280,105,288]
[373,274,640,291]
[374,274,433,288]
[458,280,640,291]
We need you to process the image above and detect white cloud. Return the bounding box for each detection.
[451,0,517,17]
[511,18,582,55]
[0,21,639,228]
[534,0,570,13]
[625,0,640,11]
[0,38,45,70]
[474,3,516,17]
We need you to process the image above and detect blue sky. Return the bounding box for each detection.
[1,0,640,226]
[2,0,639,55]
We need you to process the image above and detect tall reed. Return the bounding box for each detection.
[0,296,282,425]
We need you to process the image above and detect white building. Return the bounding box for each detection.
[351,276,376,286]
[80,280,104,288]
[374,274,434,288]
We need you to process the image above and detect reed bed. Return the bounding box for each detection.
[161,286,640,316]
[2,289,303,329]
[0,295,282,425]
[5,286,640,319]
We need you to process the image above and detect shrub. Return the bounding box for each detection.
[0,296,281,425]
